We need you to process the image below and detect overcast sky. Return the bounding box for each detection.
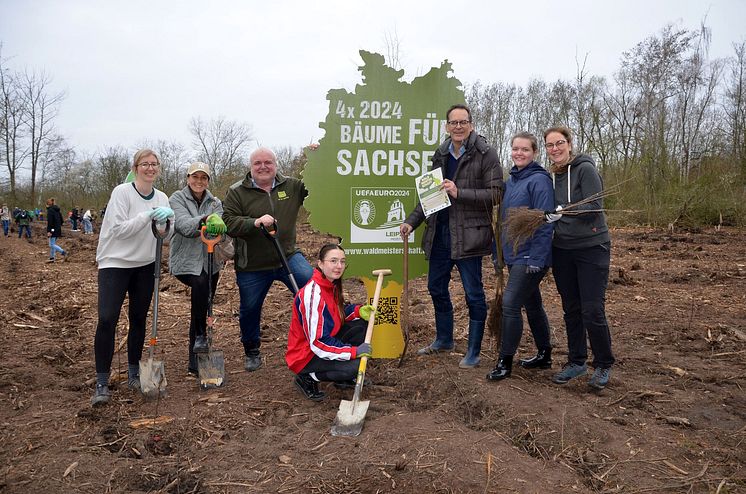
[1,0,745,159]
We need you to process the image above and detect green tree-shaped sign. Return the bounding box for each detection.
[305,50,464,280]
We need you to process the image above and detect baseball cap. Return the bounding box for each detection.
[187,162,211,178]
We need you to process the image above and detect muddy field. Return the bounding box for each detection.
[0,222,744,493]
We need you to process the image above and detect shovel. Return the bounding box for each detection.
[260,221,299,294]
[331,268,392,437]
[398,235,410,367]
[140,219,170,400]
[197,226,226,389]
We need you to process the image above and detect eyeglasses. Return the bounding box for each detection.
[447,120,471,127]
[544,140,567,150]
[323,258,346,266]
[137,162,159,169]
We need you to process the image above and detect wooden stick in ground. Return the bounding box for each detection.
[486,200,504,350]
[398,235,409,367]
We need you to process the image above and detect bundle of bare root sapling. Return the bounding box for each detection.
[504,182,628,254]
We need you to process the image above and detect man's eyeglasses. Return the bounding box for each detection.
[137,162,159,169]
[545,140,567,150]
[447,120,471,127]
[323,258,346,266]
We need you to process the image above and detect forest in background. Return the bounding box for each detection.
[2,22,745,228]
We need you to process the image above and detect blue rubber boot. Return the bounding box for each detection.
[459,319,485,368]
[417,311,455,355]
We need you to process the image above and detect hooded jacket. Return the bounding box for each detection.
[501,161,554,266]
[46,204,64,238]
[286,269,363,374]
[552,154,610,249]
[404,132,503,259]
[223,171,307,272]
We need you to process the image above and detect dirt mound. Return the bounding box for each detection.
[0,223,744,493]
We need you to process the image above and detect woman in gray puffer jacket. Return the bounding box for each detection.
[169,162,227,375]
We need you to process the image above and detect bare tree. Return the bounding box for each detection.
[19,69,65,206]
[724,40,746,179]
[0,47,27,202]
[140,139,187,195]
[189,116,253,182]
[383,27,403,71]
[95,147,130,198]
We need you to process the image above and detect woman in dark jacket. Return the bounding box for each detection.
[487,132,554,381]
[45,198,68,262]
[544,126,614,390]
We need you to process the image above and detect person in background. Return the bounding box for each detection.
[71,206,80,231]
[1,204,10,237]
[45,197,68,263]
[223,147,314,373]
[169,162,227,376]
[486,132,554,381]
[286,244,374,401]
[15,207,32,240]
[91,148,174,407]
[399,104,503,369]
[543,126,615,390]
[82,208,93,234]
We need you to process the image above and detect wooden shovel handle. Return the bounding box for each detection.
[355,269,391,382]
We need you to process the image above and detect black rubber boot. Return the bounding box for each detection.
[294,374,326,401]
[486,355,513,381]
[188,351,198,376]
[518,348,552,369]
[244,348,262,372]
[193,334,208,354]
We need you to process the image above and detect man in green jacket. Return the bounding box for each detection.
[223,147,314,372]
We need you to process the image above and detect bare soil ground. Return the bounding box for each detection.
[0,222,744,493]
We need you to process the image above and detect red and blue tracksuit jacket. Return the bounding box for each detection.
[286,269,362,374]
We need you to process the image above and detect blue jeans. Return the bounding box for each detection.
[552,243,615,368]
[235,252,313,351]
[17,225,31,238]
[427,223,487,324]
[2,219,9,236]
[49,236,65,259]
[82,218,93,233]
[500,264,551,357]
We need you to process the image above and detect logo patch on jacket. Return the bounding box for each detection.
[277,191,288,200]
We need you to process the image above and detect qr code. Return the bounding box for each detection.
[370,296,398,325]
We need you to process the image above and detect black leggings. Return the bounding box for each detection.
[175,271,220,357]
[94,264,155,373]
[300,319,367,382]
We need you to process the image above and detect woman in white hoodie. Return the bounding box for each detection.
[91,148,174,407]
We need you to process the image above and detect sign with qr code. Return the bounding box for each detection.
[303,50,465,358]
[363,278,404,358]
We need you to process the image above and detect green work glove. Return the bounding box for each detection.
[359,304,375,321]
[356,343,372,359]
[205,213,226,235]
